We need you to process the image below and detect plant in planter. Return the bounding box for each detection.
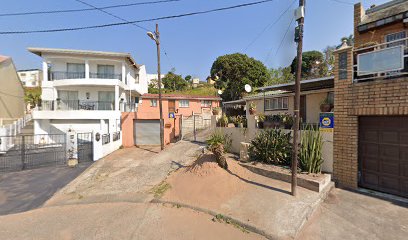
[67,146,78,167]
[320,97,332,112]
[248,102,256,115]
[207,131,232,169]
[257,113,266,129]
[234,115,244,128]
[299,126,323,174]
[212,107,221,115]
[217,114,228,127]
[281,113,294,129]
[248,129,292,165]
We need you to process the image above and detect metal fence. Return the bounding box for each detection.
[112,132,120,142]
[102,134,110,145]
[181,115,212,142]
[77,132,93,162]
[0,134,66,172]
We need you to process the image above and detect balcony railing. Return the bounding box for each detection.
[353,37,408,82]
[89,73,122,80]
[122,103,138,112]
[49,71,122,81]
[112,132,120,142]
[39,100,115,111]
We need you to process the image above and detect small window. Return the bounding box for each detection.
[179,100,189,108]
[150,99,157,107]
[20,73,26,77]
[201,100,211,107]
[264,97,288,110]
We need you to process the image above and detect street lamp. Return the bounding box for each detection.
[147,24,164,150]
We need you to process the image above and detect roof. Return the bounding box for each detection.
[0,55,9,64]
[27,47,139,69]
[257,76,334,92]
[142,93,221,101]
[17,69,41,72]
[359,0,408,26]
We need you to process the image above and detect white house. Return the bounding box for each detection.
[17,69,42,87]
[28,48,148,146]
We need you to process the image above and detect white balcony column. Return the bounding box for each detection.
[114,85,120,111]
[85,60,90,79]
[121,62,126,83]
[42,60,48,81]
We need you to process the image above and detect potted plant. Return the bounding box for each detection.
[212,107,221,115]
[257,113,266,129]
[320,97,332,112]
[233,116,244,128]
[67,146,78,167]
[248,102,256,115]
[282,113,294,129]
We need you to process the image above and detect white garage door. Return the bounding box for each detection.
[134,120,160,145]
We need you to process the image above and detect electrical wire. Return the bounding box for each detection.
[0,0,275,35]
[243,0,296,52]
[328,0,355,6]
[264,16,295,63]
[0,0,181,17]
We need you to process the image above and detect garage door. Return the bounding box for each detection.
[134,120,160,145]
[359,116,408,197]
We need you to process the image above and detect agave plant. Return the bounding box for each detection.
[299,126,324,174]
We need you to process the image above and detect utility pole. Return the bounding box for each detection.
[147,24,164,150]
[292,0,305,196]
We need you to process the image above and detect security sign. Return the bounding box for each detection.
[169,112,175,119]
[319,112,334,132]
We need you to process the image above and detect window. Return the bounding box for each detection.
[97,65,115,79]
[67,63,85,73]
[265,97,288,110]
[201,100,211,107]
[327,92,334,105]
[386,31,407,47]
[20,73,26,77]
[150,99,157,107]
[179,100,189,108]
[98,91,115,110]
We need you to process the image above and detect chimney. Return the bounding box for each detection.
[354,2,365,46]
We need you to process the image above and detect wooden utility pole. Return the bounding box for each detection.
[153,23,164,150]
[292,0,305,196]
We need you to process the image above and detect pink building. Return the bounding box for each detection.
[122,94,221,147]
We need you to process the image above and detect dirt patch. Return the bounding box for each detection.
[163,153,252,209]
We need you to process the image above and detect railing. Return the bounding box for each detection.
[112,132,120,142]
[122,103,138,112]
[50,71,85,80]
[89,73,122,80]
[39,100,115,111]
[102,134,110,145]
[353,37,408,82]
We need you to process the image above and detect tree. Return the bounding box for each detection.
[322,45,336,76]
[340,34,354,47]
[24,87,41,108]
[184,75,192,89]
[265,67,294,86]
[290,51,325,79]
[148,78,160,94]
[162,71,188,92]
[210,53,270,101]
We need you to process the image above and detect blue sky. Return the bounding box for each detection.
[0,0,388,80]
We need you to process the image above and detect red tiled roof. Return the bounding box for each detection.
[142,93,221,100]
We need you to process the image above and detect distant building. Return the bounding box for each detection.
[17,69,42,87]
[192,78,200,88]
[0,55,25,121]
[146,73,165,88]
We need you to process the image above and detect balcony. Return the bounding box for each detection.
[50,71,123,81]
[39,100,115,111]
[353,37,408,82]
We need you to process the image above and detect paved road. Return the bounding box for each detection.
[0,163,91,215]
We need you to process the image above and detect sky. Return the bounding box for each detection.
[0,0,389,80]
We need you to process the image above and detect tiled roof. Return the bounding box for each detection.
[360,0,408,26]
[142,93,221,100]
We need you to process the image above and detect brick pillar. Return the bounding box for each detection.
[353,3,365,47]
[333,44,359,189]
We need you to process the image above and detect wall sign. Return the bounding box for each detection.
[319,112,334,132]
[169,112,175,118]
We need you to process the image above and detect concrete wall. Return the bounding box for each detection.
[0,58,25,119]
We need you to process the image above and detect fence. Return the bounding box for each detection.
[181,114,212,142]
[0,134,66,172]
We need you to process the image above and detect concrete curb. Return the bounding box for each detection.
[151,199,278,240]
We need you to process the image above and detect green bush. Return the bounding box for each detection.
[248,129,292,165]
[299,128,323,173]
[206,131,232,153]
[217,114,229,127]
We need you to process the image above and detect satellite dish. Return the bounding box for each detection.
[245,84,252,93]
[217,90,223,95]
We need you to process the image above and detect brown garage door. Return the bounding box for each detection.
[359,116,408,197]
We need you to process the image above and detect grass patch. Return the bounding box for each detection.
[212,214,250,233]
[150,181,171,198]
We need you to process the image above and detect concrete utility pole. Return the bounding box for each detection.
[292,0,305,196]
[147,23,164,150]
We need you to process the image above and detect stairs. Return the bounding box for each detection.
[19,120,34,135]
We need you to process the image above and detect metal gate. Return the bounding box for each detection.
[77,132,93,162]
[0,134,66,172]
[181,115,211,142]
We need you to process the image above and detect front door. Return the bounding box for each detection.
[168,100,175,114]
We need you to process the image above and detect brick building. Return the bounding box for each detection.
[333,0,408,197]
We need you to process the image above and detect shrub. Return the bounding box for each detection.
[217,114,228,127]
[299,127,323,173]
[248,129,292,165]
[206,131,231,153]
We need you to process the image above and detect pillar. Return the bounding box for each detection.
[85,59,90,79]
[42,60,48,81]
[115,85,120,111]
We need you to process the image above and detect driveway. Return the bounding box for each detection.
[0,163,90,215]
[297,188,408,240]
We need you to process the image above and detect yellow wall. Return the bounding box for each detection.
[0,58,25,119]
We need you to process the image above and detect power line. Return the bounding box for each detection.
[264,16,294,63]
[0,0,181,17]
[243,0,296,52]
[328,0,355,6]
[0,0,275,35]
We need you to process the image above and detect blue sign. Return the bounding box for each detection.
[169,112,175,119]
[319,112,334,132]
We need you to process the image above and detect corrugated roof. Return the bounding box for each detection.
[257,76,334,92]
[142,93,221,101]
[360,0,408,26]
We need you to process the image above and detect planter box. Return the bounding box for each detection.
[239,162,331,193]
